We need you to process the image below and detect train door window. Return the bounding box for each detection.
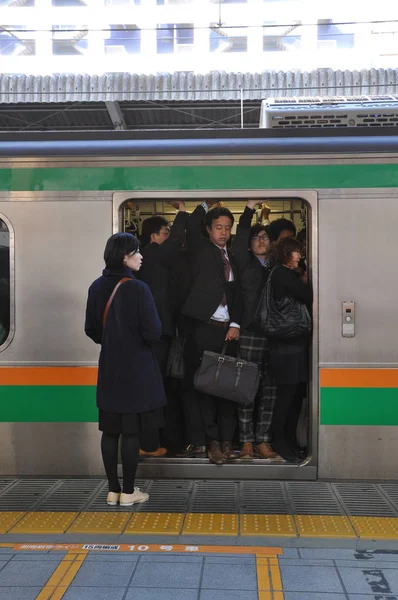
[0,217,11,349]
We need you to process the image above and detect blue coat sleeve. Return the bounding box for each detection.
[137,282,162,343]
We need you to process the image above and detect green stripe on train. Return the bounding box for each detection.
[1,385,398,425]
[321,388,398,426]
[0,386,97,422]
[1,164,398,191]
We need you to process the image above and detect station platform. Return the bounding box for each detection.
[1,477,398,599]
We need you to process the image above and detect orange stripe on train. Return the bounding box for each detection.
[0,367,97,386]
[320,368,398,388]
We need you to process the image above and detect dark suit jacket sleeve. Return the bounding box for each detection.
[230,282,243,326]
[231,206,255,269]
[158,210,189,262]
[84,287,102,344]
[137,282,162,343]
[186,204,206,255]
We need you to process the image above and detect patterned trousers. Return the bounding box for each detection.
[238,330,277,443]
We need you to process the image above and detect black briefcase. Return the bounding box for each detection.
[194,343,260,405]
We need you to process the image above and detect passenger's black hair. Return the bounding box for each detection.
[267,218,296,242]
[104,232,140,270]
[205,206,234,229]
[272,237,303,265]
[140,216,169,247]
[249,224,269,244]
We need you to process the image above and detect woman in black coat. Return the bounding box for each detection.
[85,233,167,507]
[267,237,313,462]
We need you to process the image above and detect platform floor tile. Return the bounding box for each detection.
[182,513,238,536]
[350,516,398,539]
[131,560,202,588]
[0,588,43,600]
[66,511,130,534]
[0,512,26,534]
[9,511,78,534]
[295,515,356,538]
[125,512,184,535]
[63,588,126,600]
[241,514,296,537]
[125,590,198,600]
[280,565,344,593]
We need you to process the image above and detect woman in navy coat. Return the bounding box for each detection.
[85,233,167,507]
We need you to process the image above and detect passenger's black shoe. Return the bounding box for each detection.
[272,440,301,463]
[176,444,207,458]
[194,445,207,458]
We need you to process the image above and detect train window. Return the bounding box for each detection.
[0,217,11,349]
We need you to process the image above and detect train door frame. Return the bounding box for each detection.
[113,190,318,481]
[0,212,15,353]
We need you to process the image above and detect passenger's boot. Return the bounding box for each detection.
[239,442,254,461]
[255,442,280,459]
[222,442,237,460]
[208,440,224,465]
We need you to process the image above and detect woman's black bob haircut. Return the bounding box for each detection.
[104,233,140,269]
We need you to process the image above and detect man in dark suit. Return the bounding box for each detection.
[137,200,189,455]
[138,201,188,369]
[179,201,241,465]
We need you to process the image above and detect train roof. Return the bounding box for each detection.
[0,128,397,156]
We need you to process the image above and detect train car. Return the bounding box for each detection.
[0,127,397,481]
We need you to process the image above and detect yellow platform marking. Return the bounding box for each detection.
[295,515,356,538]
[9,512,78,534]
[125,512,184,535]
[256,554,285,599]
[36,551,88,600]
[182,513,238,536]
[0,512,26,534]
[241,514,296,537]
[66,512,130,534]
[350,516,398,539]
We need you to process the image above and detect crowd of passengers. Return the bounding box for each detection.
[85,200,312,507]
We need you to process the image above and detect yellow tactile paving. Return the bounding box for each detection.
[182,513,238,536]
[241,514,296,537]
[125,512,184,535]
[66,512,130,534]
[9,512,78,534]
[350,516,398,539]
[295,515,356,538]
[0,512,26,534]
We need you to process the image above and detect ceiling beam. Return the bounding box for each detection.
[105,101,126,130]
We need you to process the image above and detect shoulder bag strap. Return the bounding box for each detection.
[102,277,131,328]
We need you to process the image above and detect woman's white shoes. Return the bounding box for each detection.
[106,488,149,506]
[120,488,149,506]
[106,492,120,506]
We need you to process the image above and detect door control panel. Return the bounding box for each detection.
[342,301,355,337]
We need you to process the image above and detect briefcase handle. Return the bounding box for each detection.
[220,341,241,361]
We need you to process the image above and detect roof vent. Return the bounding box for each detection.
[259,95,398,129]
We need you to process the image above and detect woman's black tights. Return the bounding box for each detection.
[101,433,139,495]
[271,383,304,461]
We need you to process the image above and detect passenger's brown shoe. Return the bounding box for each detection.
[240,442,254,461]
[139,447,167,458]
[208,440,224,465]
[255,442,280,459]
[222,442,237,460]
